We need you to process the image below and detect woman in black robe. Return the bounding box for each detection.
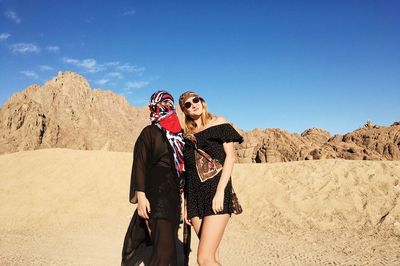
[122,91,185,266]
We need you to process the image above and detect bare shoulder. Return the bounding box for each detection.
[210,115,229,126]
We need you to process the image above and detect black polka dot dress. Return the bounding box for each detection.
[184,123,243,219]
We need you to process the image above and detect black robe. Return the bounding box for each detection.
[122,125,182,266]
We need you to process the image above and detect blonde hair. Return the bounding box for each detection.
[179,92,212,133]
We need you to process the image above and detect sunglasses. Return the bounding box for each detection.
[184,97,200,109]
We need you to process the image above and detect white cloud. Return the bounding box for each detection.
[0,33,11,40]
[104,61,120,67]
[122,9,135,16]
[20,70,39,79]
[62,57,105,73]
[62,57,79,64]
[80,59,104,72]
[107,72,123,79]
[39,65,54,71]
[116,63,145,73]
[125,81,150,90]
[95,79,109,85]
[46,46,60,52]
[5,10,21,24]
[10,43,40,54]
[62,57,146,76]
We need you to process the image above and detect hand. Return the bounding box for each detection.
[137,192,151,219]
[212,190,225,214]
[183,203,191,225]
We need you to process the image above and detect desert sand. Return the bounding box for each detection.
[1,148,400,265]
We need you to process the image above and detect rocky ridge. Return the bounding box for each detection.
[0,71,148,154]
[236,121,400,163]
[1,71,399,163]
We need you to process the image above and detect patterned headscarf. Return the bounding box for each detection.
[149,91,185,181]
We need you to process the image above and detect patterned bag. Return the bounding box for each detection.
[184,133,222,182]
[194,147,223,182]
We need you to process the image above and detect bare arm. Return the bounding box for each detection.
[217,142,235,192]
[212,142,236,214]
[211,116,237,214]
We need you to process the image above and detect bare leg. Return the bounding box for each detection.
[197,214,229,266]
[191,216,221,262]
[215,247,220,263]
[191,216,202,237]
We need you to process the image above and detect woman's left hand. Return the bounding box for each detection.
[212,190,225,214]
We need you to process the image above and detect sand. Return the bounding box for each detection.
[1,149,399,265]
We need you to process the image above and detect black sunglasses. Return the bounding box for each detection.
[184,97,200,109]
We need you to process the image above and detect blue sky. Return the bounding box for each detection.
[0,0,399,134]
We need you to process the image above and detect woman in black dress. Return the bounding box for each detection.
[122,91,185,266]
[179,91,243,266]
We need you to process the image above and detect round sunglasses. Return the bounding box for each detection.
[184,96,200,109]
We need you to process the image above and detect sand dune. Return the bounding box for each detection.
[1,149,399,265]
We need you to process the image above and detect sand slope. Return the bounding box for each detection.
[1,149,399,265]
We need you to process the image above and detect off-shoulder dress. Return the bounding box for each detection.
[184,123,243,219]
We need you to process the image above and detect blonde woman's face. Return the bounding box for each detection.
[184,96,203,117]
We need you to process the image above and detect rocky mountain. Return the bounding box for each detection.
[1,71,399,163]
[235,121,400,163]
[0,71,149,154]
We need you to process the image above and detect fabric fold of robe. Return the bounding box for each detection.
[121,209,152,266]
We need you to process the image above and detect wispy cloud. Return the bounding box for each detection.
[20,70,39,79]
[122,9,135,16]
[107,72,123,79]
[62,57,146,78]
[116,63,145,73]
[39,65,54,71]
[95,79,110,85]
[0,33,11,41]
[46,46,60,53]
[62,57,105,73]
[5,10,21,24]
[10,43,40,54]
[125,81,150,90]
[104,61,120,67]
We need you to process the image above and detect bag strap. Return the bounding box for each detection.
[183,133,215,163]
[195,148,215,163]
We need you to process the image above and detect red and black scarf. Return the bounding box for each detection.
[149,91,185,180]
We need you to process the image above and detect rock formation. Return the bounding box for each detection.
[236,121,400,163]
[1,71,399,163]
[0,71,149,154]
